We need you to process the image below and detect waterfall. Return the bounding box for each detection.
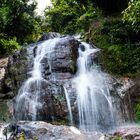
[72,42,116,131]
[15,38,61,120]
[14,35,116,132]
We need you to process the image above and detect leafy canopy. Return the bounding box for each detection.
[45,0,98,34]
[0,0,41,54]
[122,0,140,31]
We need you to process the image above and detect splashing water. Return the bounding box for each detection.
[72,42,116,131]
[0,125,11,140]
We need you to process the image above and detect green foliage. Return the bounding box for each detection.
[0,6,10,32]
[19,132,25,140]
[77,7,101,32]
[0,0,42,54]
[0,101,10,121]
[122,0,140,31]
[90,18,140,75]
[45,0,99,34]
[0,34,20,54]
[45,3,79,34]
[110,136,122,140]
[135,102,140,121]
[44,0,130,34]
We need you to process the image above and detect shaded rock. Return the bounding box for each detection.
[0,57,8,95]
[48,37,79,74]
[129,77,140,120]
[2,35,80,123]
[0,100,13,122]
[38,32,61,42]
[107,75,135,124]
[107,75,140,124]
[2,45,35,99]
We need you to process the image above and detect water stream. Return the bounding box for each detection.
[72,42,116,131]
[64,86,73,125]
[15,38,61,120]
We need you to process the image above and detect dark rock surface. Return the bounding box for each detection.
[0,57,9,99]
[108,76,140,123]
[1,34,80,123]
[38,32,61,42]
[107,76,135,124]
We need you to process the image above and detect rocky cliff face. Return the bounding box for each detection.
[0,33,139,126]
[0,33,80,123]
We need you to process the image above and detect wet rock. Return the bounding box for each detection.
[79,44,85,52]
[106,125,140,140]
[0,121,104,140]
[107,75,135,124]
[0,100,13,122]
[106,75,140,125]
[48,37,79,74]
[38,32,61,42]
[2,45,35,99]
[1,34,80,123]
[1,32,139,127]
[1,122,84,140]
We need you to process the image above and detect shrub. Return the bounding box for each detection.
[135,102,140,121]
[0,36,20,54]
[89,18,140,75]
[122,0,140,32]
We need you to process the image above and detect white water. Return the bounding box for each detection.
[72,42,115,131]
[15,38,61,120]
[0,125,11,140]
[64,86,73,125]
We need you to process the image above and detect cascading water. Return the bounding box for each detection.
[72,42,116,131]
[14,35,116,132]
[64,86,73,125]
[15,38,61,120]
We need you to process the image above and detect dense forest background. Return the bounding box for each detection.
[0,0,140,75]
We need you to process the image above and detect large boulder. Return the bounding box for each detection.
[1,34,80,123]
[0,121,104,140]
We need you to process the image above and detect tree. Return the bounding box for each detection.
[0,0,42,54]
[45,0,98,34]
[3,0,41,43]
[122,0,140,31]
